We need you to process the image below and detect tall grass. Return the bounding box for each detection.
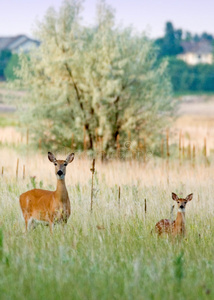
[0,148,214,299]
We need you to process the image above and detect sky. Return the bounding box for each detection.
[0,0,214,39]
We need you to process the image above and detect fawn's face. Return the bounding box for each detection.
[48,152,74,180]
[172,193,193,212]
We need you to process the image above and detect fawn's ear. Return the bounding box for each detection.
[172,192,179,201]
[186,193,193,202]
[48,152,57,163]
[66,153,75,164]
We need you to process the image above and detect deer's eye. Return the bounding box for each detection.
[64,163,67,166]
[54,163,57,166]
[177,201,180,203]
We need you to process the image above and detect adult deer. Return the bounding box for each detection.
[20,152,74,233]
[155,193,193,236]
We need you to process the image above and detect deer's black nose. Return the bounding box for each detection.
[180,205,184,209]
[57,170,63,176]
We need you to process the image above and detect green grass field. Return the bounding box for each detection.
[0,152,214,300]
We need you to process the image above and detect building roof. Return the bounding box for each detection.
[0,35,40,52]
[181,40,213,55]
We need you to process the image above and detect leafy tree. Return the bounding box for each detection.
[184,31,213,42]
[0,50,12,78]
[4,53,20,81]
[167,58,190,92]
[155,22,183,58]
[184,31,192,41]
[17,0,173,154]
[201,32,213,41]
[193,34,200,42]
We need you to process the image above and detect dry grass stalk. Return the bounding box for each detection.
[188,142,191,160]
[118,186,121,208]
[166,129,170,159]
[16,158,19,179]
[94,128,98,150]
[23,165,25,180]
[90,159,95,212]
[100,137,104,160]
[143,138,146,163]
[170,204,175,222]
[192,144,196,168]
[182,145,185,160]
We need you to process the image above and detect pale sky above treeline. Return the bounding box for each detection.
[0,0,213,38]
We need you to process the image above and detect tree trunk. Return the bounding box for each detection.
[85,123,93,150]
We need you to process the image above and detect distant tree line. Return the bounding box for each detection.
[185,31,214,43]
[155,22,214,93]
[168,57,214,92]
[155,21,214,59]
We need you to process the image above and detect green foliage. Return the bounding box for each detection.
[30,176,37,189]
[168,58,214,92]
[27,176,43,189]
[155,22,183,58]
[174,251,184,282]
[17,0,173,154]
[154,21,214,94]
[4,53,20,81]
[0,50,12,78]
[184,31,214,43]
[155,22,214,59]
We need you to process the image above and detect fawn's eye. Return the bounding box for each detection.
[177,201,180,203]
[64,162,67,166]
[54,163,57,166]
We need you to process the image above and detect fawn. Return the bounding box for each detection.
[155,193,193,236]
[19,152,74,233]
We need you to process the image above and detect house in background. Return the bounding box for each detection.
[177,40,213,65]
[0,35,40,53]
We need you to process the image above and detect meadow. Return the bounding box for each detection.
[0,87,214,299]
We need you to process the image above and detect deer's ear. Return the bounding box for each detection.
[186,193,193,202]
[172,192,179,201]
[48,152,57,163]
[66,153,75,164]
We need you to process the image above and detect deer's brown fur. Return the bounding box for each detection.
[155,193,193,236]
[20,152,74,233]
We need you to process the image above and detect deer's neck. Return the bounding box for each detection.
[174,211,185,233]
[54,179,68,202]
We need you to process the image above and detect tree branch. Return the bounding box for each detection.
[64,62,84,111]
